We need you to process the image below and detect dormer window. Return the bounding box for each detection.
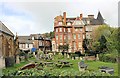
[58,22,62,25]
[67,22,71,26]
[32,37,34,40]
[39,36,42,39]
[73,20,85,26]
[87,20,90,24]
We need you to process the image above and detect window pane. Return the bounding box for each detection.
[78,34,81,39]
[68,28,71,32]
[56,35,58,40]
[80,28,82,31]
[56,28,58,32]
[73,34,76,39]
[60,28,62,32]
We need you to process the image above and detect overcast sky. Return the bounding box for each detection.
[0,0,119,35]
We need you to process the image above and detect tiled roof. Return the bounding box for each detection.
[63,11,105,26]
[30,34,43,40]
[18,36,33,44]
[67,17,104,25]
[97,11,104,20]
[0,21,14,36]
[30,34,51,40]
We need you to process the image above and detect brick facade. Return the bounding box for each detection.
[52,12,105,53]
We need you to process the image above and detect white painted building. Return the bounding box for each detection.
[18,36,33,51]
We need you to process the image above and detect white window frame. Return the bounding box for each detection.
[78,34,81,39]
[64,28,66,32]
[87,20,90,24]
[59,28,62,32]
[58,22,62,25]
[60,34,62,40]
[32,37,34,40]
[68,28,71,32]
[80,28,82,32]
[75,28,78,31]
[56,28,58,32]
[67,22,71,26]
[79,42,82,48]
[56,35,58,40]
[73,34,76,39]
[68,34,70,40]
[64,35,66,40]
[83,35,85,39]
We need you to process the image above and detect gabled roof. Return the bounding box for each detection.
[97,11,104,20]
[72,17,85,27]
[18,36,33,44]
[30,34,43,40]
[0,21,14,36]
[56,11,105,26]
[30,34,51,41]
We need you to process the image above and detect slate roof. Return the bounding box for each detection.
[97,11,104,20]
[66,17,104,25]
[64,11,105,26]
[18,36,33,44]
[30,34,43,40]
[30,34,51,40]
[72,17,85,27]
[0,21,14,36]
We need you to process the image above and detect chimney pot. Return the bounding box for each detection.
[80,14,83,19]
[88,15,94,19]
[63,12,66,25]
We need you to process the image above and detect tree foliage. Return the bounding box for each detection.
[58,44,69,52]
[90,25,119,62]
[44,31,54,39]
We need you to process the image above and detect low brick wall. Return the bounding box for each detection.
[84,56,96,61]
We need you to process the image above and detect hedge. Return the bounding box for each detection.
[99,54,117,63]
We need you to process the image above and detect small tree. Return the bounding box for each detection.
[58,45,64,52]
[98,35,107,53]
[63,44,69,52]
[58,44,69,52]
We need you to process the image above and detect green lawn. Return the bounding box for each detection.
[2,54,118,76]
[2,61,29,75]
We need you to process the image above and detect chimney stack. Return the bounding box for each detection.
[88,15,94,19]
[63,12,66,25]
[80,14,83,20]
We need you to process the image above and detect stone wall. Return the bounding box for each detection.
[0,33,15,57]
[0,32,17,68]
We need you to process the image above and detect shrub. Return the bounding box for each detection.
[3,67,111,76]
[99,54,117,63]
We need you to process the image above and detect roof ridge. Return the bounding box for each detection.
[0,21,14,36]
